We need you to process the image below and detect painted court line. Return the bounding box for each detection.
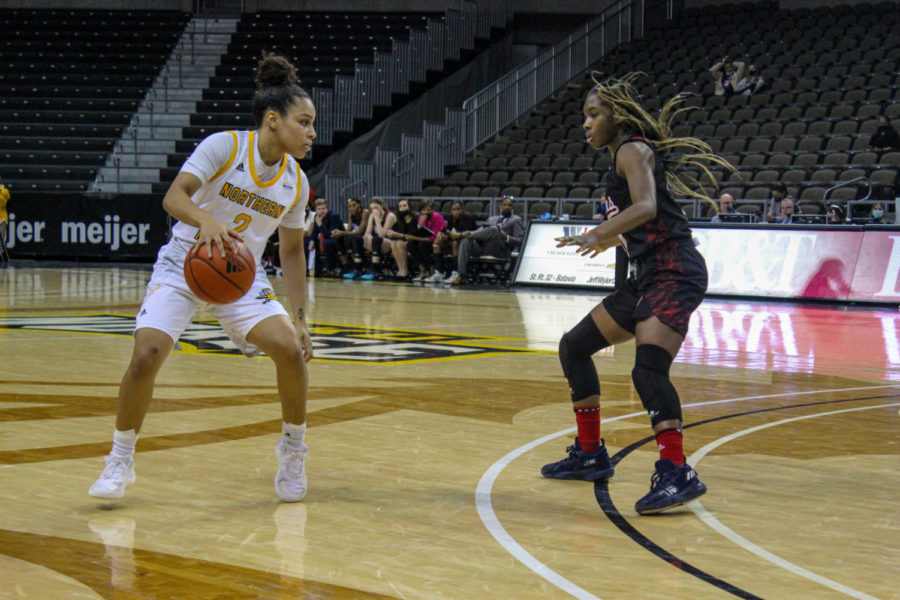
[687,402,898,600]
[476,384,899,600]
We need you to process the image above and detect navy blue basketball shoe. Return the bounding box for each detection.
[634,458,707,515]
[541,437,615,482]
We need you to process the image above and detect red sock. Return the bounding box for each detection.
[574,405,601,452]
[656,428,684,465]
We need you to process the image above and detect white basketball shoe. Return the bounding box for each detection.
[275,437,308,502]
[89,455,136,499]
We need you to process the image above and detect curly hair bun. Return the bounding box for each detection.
[255,52,298,89]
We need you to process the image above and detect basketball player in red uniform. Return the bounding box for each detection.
[90,53,315,502]
[543,73,734,514]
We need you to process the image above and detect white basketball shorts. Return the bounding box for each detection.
[135,238,290,356]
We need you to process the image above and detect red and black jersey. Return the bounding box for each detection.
[605,136,693,259]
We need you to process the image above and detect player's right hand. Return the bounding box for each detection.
[195,215,239,259]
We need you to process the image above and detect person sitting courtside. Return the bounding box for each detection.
[777,197,796,224]
[426,201,478,283]
[826,204,845,224]
[307,198,345,277]
[444,196,525,285]
[709,193,736,222]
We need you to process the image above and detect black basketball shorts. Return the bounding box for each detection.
[602,240,708,337]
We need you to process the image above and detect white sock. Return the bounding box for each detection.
[282,422,306,448]
[111,429,138,459]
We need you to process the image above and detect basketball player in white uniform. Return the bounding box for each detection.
[90,54,316,502]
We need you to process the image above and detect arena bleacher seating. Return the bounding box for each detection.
[423,0,899,221]
[161,11,440,193]
[1,1,897,217]
[0,9,189,193]
[1,8,458,197]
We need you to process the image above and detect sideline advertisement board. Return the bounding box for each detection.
[513,220,617,289]
[5,194,168,260]
[514,221,900,303]
[692,226,865,300]
[693,226,900,302]
[847,231,900,301]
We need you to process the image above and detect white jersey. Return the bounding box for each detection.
[173,130,308,260]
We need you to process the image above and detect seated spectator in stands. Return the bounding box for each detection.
[427,201,478,282]
[333,197,370,279]
[307,198,345,277]
[710,193,737,222]
[869,116,900,151]
[777,197,795,224]
[407,198,447,282]
[361,197,396,280]
[826,204,845,224]
[735,64,766,95]
[871,202,890,224]
[766,183,792,223]
[385,198,419,280]
[709,55,746,97]
[444,196,525,286]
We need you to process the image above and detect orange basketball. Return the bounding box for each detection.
[183,239,256,304]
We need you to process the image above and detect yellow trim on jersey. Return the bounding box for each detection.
[248,131,288,188]
[209,131,239,181]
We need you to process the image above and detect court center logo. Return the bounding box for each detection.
[0,315,535,364]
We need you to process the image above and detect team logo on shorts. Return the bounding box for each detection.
[0,315,539,363]
[256,288,278,304]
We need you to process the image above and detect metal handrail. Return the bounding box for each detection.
[340,179,369,202]
[825,176,870,201]
[462,0,633,152]
[374,195,603,222]
[130,124,138,156]
[392,153,414,177]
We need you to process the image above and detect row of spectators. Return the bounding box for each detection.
[712,186,892,224]
[263,185,894,288]
[303,196,524,286]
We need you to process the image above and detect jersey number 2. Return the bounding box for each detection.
[232,213,251,232]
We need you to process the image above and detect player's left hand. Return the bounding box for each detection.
[555,233,615,258]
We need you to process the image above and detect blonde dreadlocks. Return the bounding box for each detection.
[586,72,737,208]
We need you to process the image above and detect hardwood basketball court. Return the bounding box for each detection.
[0,265,896,599]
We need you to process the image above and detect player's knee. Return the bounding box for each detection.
[559,316,609,401]
[270,338,305,365]
[254,325,303,364]
[631,344,682,426]
[560,315,609,360]
[128,344,166,377]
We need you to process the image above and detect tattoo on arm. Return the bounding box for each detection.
[296,308,305,321]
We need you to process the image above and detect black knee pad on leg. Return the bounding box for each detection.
[559,314,609,401]
[631,344,682,427]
